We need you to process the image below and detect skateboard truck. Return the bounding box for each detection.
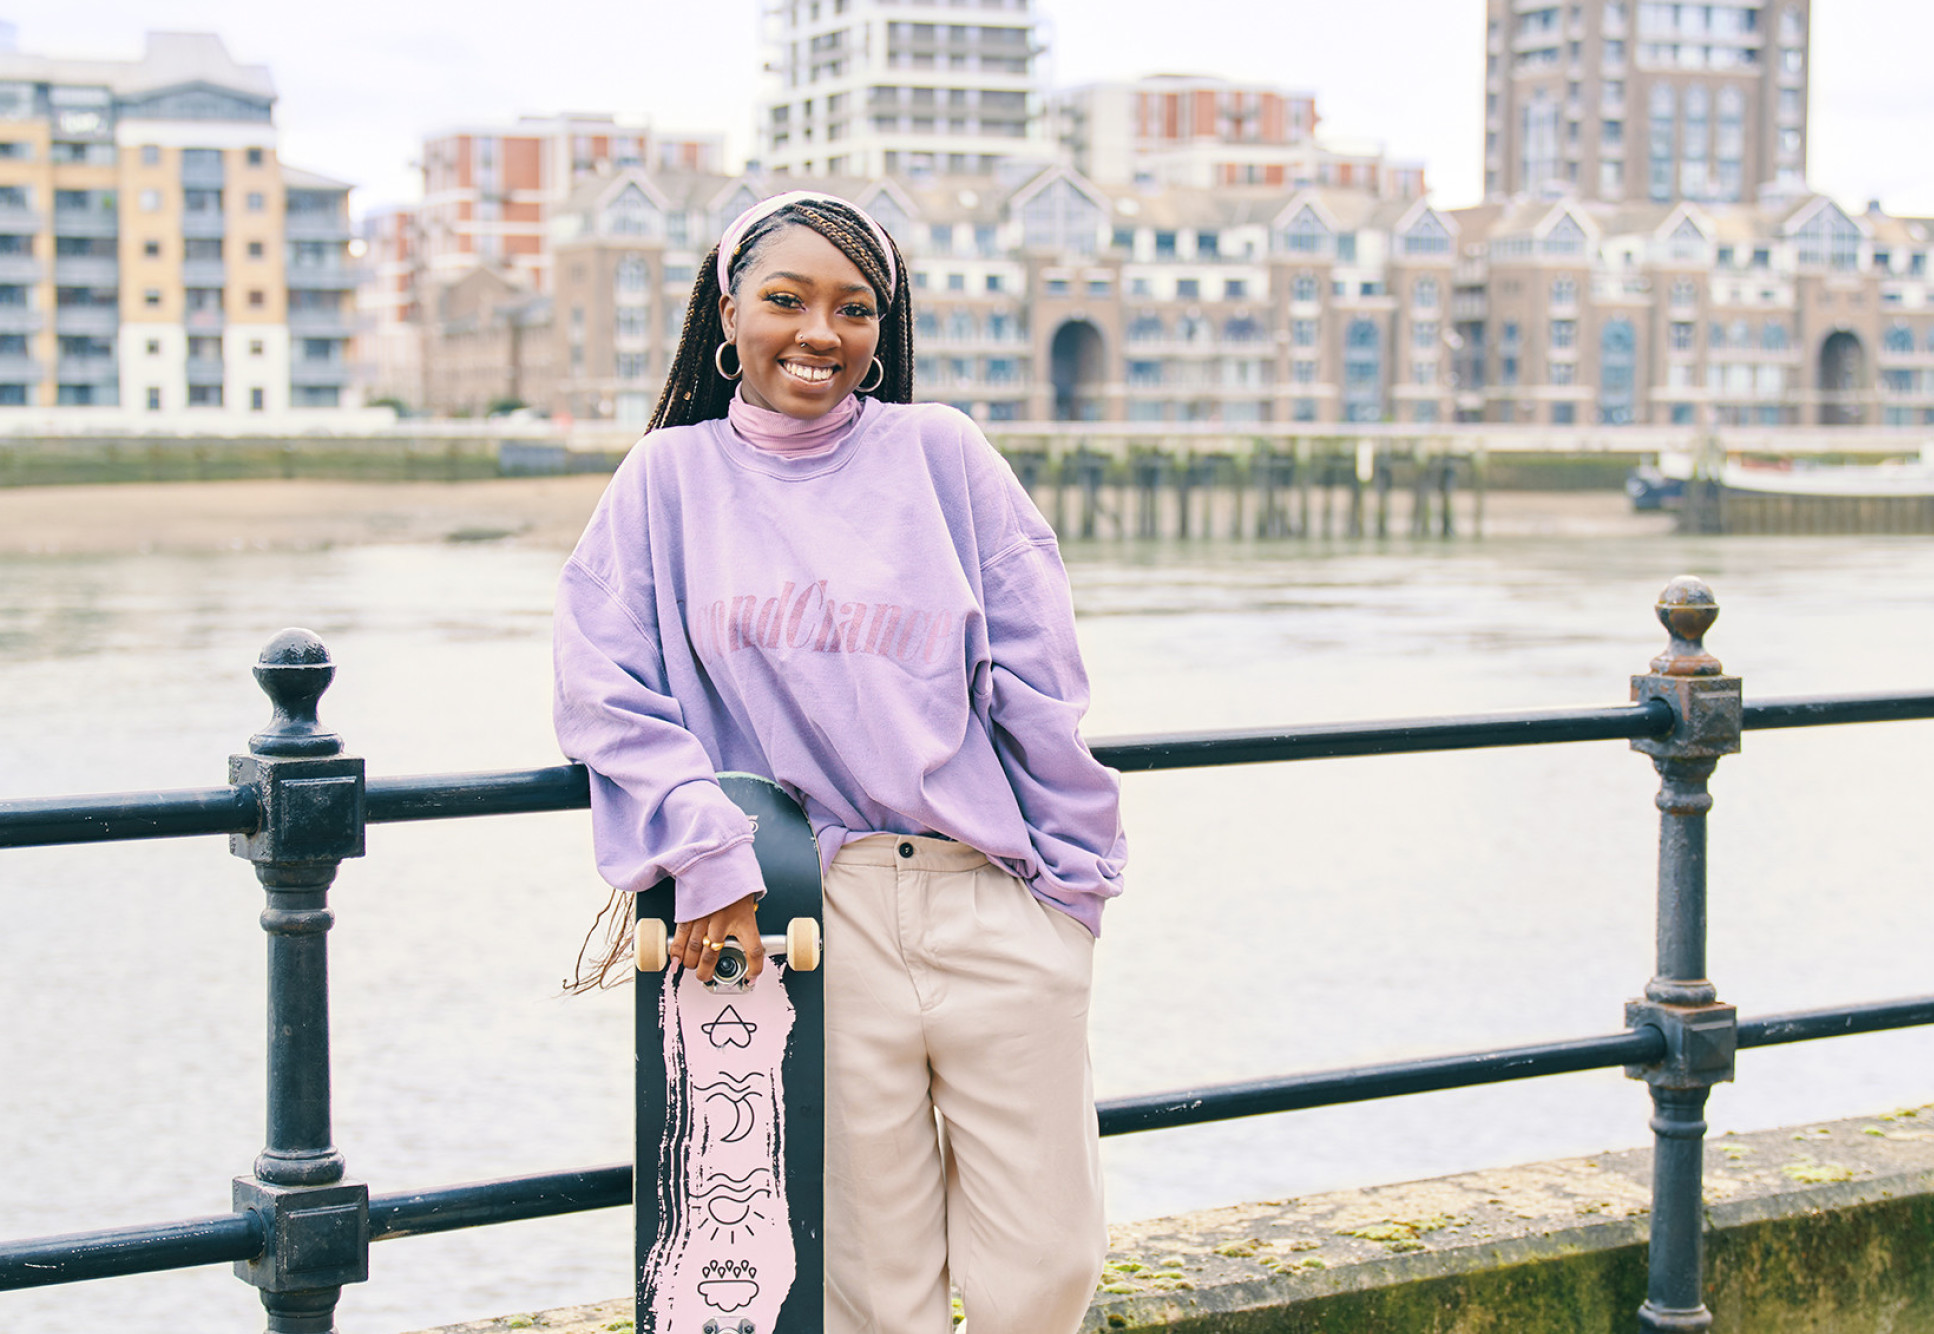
[633,919,821,985]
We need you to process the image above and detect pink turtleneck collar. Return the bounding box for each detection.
[726,389,862,459]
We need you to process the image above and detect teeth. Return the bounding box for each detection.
[781,362,835,384]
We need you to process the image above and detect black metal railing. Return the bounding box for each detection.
[4,576,1934,1334]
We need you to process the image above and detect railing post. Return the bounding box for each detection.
[1625,577,1742,1333]
[228,629,370,1333]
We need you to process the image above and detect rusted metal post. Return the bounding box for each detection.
[1625,577,1741,1334]
[229,630,369,1333]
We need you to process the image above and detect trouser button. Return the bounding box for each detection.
[898,841,915,859]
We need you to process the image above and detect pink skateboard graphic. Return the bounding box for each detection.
[634,774,825,1333]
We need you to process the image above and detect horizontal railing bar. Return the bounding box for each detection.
[0,1211,262,1291]
[1743,691,1934,730]
[1089,700,1675,773]
[9,993,1934,1287]
[1094,1028,1666,1136]
[368,1163,631,1240]
[0,786,256,849]
[7,688,1934,849]
[366,766,590,824]
[1739,994,1934,1047]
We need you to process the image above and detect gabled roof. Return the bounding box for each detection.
[0,32,275,102]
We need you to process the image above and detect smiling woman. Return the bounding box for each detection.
[551,191,1126,1334]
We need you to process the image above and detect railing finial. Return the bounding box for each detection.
[1652,575,1723,677]
[251,629,341,758]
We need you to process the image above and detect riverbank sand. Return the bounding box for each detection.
[0,478,1671,556]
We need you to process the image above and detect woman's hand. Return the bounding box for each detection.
[670,892,764,985]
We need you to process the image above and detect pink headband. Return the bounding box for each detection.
[716,190,898,301]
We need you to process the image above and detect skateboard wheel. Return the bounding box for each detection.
[785,917,821,972]
[634,917,668,973]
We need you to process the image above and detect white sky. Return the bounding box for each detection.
[10,0,1934,218]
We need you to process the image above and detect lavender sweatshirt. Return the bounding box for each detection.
[552,398,1126,935]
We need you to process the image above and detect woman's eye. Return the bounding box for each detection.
[765,292,801,308]
[843,305,878,319]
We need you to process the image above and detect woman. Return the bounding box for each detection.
[553,191,1126,1333]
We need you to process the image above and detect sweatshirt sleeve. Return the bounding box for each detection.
[979,519,1127,937]
[552,524,766,925]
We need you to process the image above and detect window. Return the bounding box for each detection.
[139,189,161,212]
[248,240,264,260]
[1414,321,1439,350]
[1669,321,1695,351]
[145,288,161,307]
[1196,231,1219,258]
[1413,278,1439,309]
[1175,278,1199,300]
[250,340,264,357]
[1551,276,1577,306]
[141,144,160,166]
[1223,279,1246,300]
[946,272,965,292]
[1551,319,1577,350]
[248,289,265,308]
[247,147,264,167]
[145,339,160,355]
[1292,319,1318,347]
[1154,231,1177,257]
[247,192,265,211]
[1293,273,1319,303]
[251,387,265,411]
[1086,278,1110,297]
[143,240,161,258]
[1552,402,1576,424]
[984,274,1003,293]
[147,387,161,410]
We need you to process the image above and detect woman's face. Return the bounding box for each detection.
[719,226,884,419]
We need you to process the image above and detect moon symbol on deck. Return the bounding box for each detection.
[697,1073,765,1145]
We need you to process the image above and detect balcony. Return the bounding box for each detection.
[0,204,40,233]
[185,356,226,386]
[285,212,353,243]
[54,356,119,385]
[54,256,119,287]
[183,306,226,333]
[0,255,40,284]
[181,156,225,189]
[51,208,118,240]
[0,307,42,335]
[291,359,350,388]
[182,212,227,240]
[0,354,40,382]
[182,259,227,287]
[54,305,118,337]
[286,264,358,292]
[287,308,353,339]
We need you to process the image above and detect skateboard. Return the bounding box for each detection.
[633,773,825,1333]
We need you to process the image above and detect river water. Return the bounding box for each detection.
[3,525,1933,1331]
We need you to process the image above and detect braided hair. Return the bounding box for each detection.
[647,197,915,432]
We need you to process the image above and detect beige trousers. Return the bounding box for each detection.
[823,834,1106,1334]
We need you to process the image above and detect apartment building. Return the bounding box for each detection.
[1055,74,1424,199]
[755,0,1050,180]
[1450,191,1934,427]
[416,116,724,297]
[0,31,355,413]
[1484,0,1810,205]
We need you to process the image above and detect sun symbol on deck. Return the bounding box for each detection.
[696,1170,774,1246]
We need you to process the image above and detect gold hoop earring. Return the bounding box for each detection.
[857,357,885,393]
[714,341,743,381]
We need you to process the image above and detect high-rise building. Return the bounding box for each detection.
[1483,0,1810,205]
[755,0,1050,180]
[0,31,356,412]
[1056,75,1423,198]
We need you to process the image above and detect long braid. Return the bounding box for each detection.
[647,199,914,434]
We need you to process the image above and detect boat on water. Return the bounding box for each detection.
[1629,446,1934,509]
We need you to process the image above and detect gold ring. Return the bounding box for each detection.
[703,938,718,950]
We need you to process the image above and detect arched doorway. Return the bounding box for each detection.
[1818,330,1866,426]
[1051,320,1105,422]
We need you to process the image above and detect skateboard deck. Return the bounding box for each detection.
[635,773,824,1334]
